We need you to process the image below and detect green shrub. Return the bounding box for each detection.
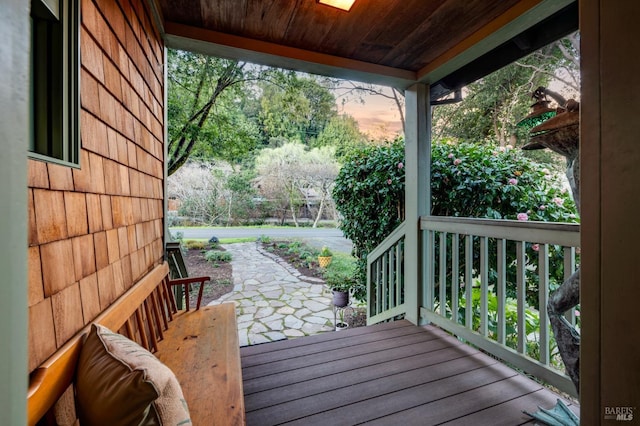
[452,281,567,371]
[298,250,314,260]
[333,139,579,303]
[319,246,332,257]
[286,241,302,255]
[183,240,208,250]
[204,250,232,263]
[322,254,360,297]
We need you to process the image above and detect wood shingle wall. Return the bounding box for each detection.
[27,0,165,373]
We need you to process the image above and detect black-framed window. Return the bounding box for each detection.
[30,0,80,165]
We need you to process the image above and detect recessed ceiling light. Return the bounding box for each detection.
[317,0,356,12]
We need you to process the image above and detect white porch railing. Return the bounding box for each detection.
[367,221,406,324]
[420,216,580,397]
[365,216,580,396]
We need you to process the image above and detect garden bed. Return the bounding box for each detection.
[183,247,233,307]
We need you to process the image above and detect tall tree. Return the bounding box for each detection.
[167,50,263,175]
[432,33,579,147]
[432,58,547,146]
[314,114,367,160]
[258,74,337,145]
[254,143,307,225]
[304,146,340,227]
[254,142,340,226]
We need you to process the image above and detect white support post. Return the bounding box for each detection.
[404,83,430,325]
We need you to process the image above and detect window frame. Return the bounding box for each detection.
[30,0,80,167]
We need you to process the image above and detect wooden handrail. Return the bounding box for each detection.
[420,216,579,246]
[368,221,407,261]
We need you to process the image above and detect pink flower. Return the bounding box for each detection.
[539,205,546,210]
[397,162,404,169]
[508,178,518,185]
[517,213,529,221]
[387,179,392,185]
[448,153,454,159]
[575,310,581,317]
[453,158,462,165]
[532,243,540,252]
[553,197,564,206]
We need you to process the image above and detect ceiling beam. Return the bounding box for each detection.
[164,21,417,89]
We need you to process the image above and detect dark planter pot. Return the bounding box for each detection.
[332,289,349,307]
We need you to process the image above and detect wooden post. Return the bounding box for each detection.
[581,0,640,421]
[404,83,430,325]
[0,0,29,423]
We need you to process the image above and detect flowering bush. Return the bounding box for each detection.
[430,142,577,222]
[333,139,579,302]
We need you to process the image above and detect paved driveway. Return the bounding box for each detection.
[170,226,352,254]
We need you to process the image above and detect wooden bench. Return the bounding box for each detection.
[27,262,245,425]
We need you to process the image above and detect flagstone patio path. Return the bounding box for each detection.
[207,242,335,346]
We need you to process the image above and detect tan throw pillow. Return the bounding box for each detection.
[76,323,191,425]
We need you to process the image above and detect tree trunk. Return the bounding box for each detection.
[313,193,327,228]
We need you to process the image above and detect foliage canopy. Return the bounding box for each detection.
[333,140,579,300]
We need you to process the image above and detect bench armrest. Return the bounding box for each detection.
[168,276,210,310]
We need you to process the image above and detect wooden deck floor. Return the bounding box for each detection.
[240,320,579,425]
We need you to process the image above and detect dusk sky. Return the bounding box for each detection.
[334,85,404,141]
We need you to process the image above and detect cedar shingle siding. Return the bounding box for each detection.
[28,0,165,373]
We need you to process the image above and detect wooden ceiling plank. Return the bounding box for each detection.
[156,0,201,27]
[164,21,417,88]
[324,0,411,62]
[283,0,339,53]
[417,0,573,83]
[356,0,443,51]
[239,0,299,42]
[381,0,524,70]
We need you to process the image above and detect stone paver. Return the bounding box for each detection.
[208,242,334,346]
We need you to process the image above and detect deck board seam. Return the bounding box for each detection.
[249,364,515,425]
[432,387,544,425]
[348,373,523,426]
[240,324,425,364]
[239,321,415,357]
[241,334,464,381]
[243,350,492,404]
